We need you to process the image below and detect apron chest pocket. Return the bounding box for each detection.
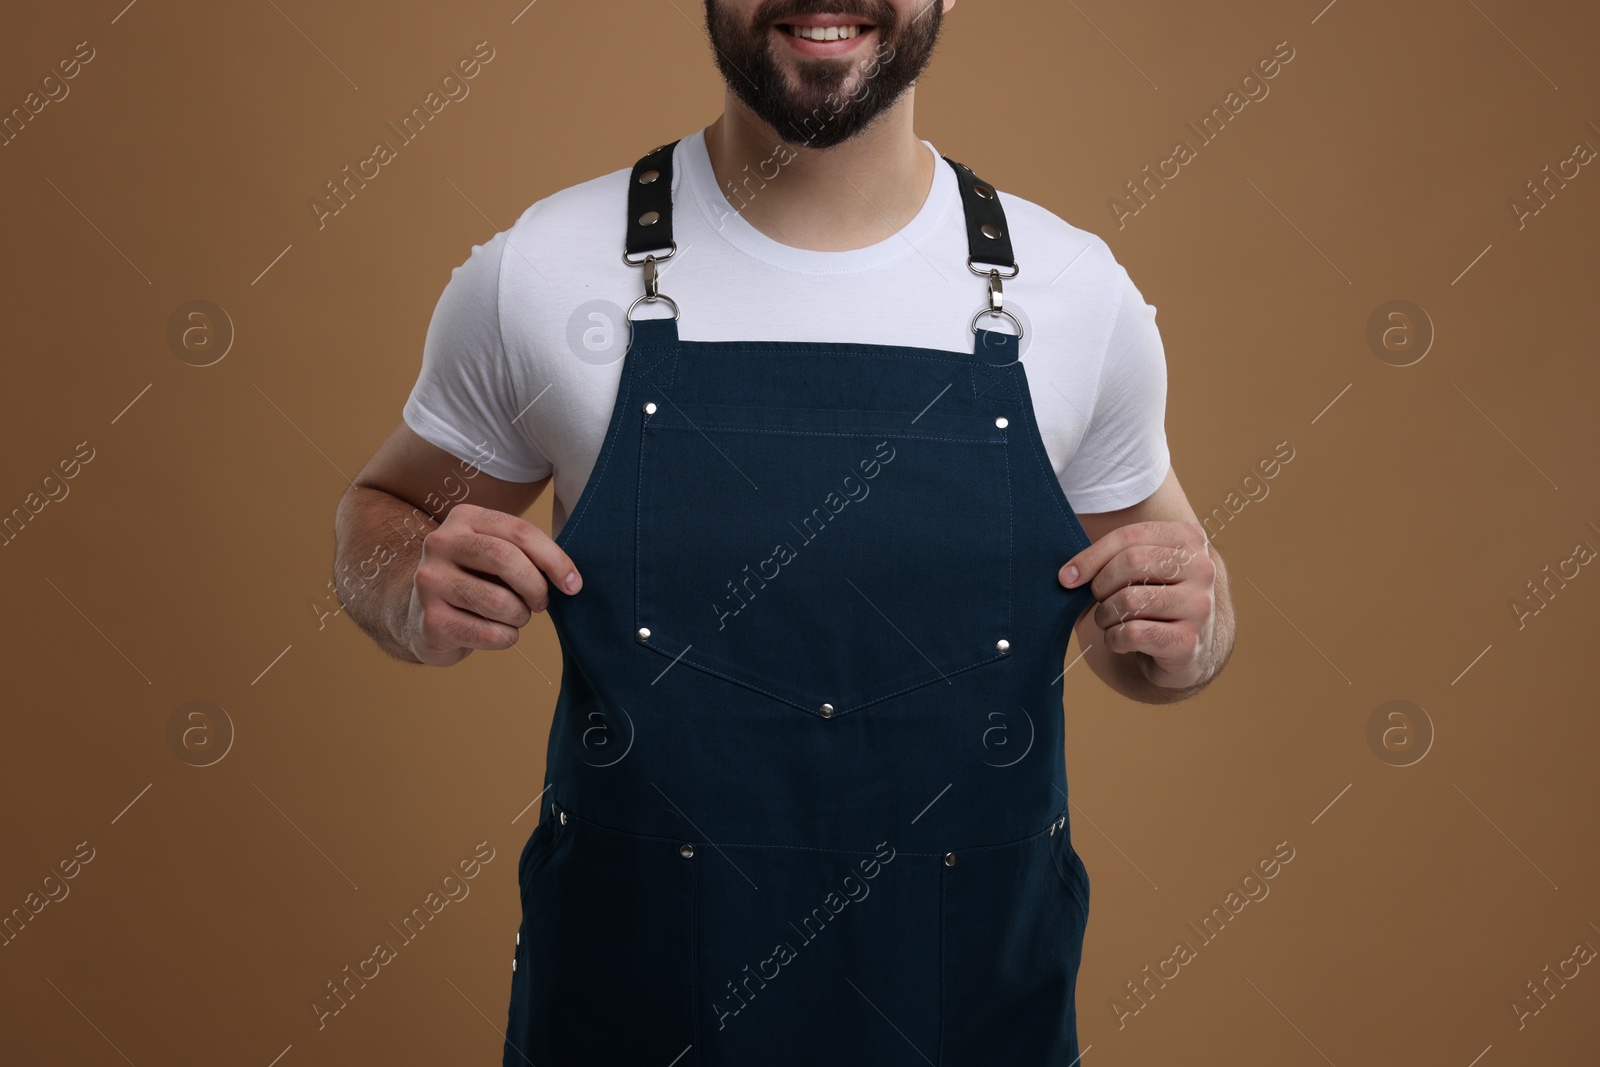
[636,402,1014,717]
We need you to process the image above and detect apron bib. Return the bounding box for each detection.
[504,139,1099,1067]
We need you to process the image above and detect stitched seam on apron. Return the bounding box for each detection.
[558,803,1057,855]
[641,644,1011,716]
[558,377,635,548]
[938,871,947,1066]
[952,824,1059,856]
[645,426,1002,443]
[976,371,1021,403]
[1004,432,1014,626]
[1018,373,1092,554]
[633,348,679,628]
[680,341,977,365]
[691,857,699,1063]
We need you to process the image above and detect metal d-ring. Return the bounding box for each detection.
[971,305,1024,340]
[622,245,681,352]
[625,291,681,352]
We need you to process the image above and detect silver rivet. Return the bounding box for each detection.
[638,210,661,227]
[512,957,517,971]
[980,223,1001,240]
[819,703,835,718]
[1058,816,1067,831]
[944,852,957,867]
[679,843,695,859]
[638,169,661,184]
[974,183,995,199]
[559,810,568,826]
[996,639,1011,654]
[1049,822,1057,836]
[643,401,657,414]
[994,416,1008,428]
[516,931,520,945]
[637,627,651,641]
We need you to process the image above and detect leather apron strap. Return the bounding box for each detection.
[622,137,1025,340]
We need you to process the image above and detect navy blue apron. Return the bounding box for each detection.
[504,140,1099,1066]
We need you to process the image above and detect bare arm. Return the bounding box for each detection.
[333,421,581,665]
[1059,465,1236,705]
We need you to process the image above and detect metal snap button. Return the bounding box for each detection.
[996,639,1011,654]
[994,416,1008,428]
[516,931,520,945]
[638,169,661,185]
[559,810,568,826]
[944,852,957,867]
[638,210,661,227]
[679,843,695,859]
[980,223,1002,240]
[1049,822,1057,836]
[819,703,835,718]
[512,957,517,972]
[637,627,651,641]
[643,401,657,414]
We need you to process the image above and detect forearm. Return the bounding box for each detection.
[1080,546,1236,705]
[332,485,439,664]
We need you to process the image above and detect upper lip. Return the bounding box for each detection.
[778,14,876,28]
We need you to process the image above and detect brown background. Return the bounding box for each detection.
[3,0,1597,1064]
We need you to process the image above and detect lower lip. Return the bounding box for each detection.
[775,25,875,58]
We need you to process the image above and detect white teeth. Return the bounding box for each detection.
[790,24,861,41]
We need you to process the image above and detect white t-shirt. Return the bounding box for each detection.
[403,125,1170,539]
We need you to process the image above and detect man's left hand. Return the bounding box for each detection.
[1058,520,1218,690]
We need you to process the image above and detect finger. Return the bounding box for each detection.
[1089,541,1210,604]
[461,506,583,598]
[1093,581,1187,632]
[439,565,536,629]
[1060,521,1206,591]
[418,598,521,656]
[1101,617,1191,659]
[440,529,552,612]
[1059,525,1129,590]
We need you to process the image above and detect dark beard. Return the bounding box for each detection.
[703,0,943,150]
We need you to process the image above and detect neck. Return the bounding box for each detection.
[702,93,933,253]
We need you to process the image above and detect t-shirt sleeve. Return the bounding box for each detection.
[401,230,554,483]
[1058,264,1171,513]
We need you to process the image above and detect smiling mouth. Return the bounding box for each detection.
[778,22,873,41]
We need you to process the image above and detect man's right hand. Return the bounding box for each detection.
[404,503,582,666]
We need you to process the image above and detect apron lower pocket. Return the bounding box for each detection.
[511,811,695,1066]
[515,815,559,910]
[695,840,940,1067]
[941,825,1088,1064]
